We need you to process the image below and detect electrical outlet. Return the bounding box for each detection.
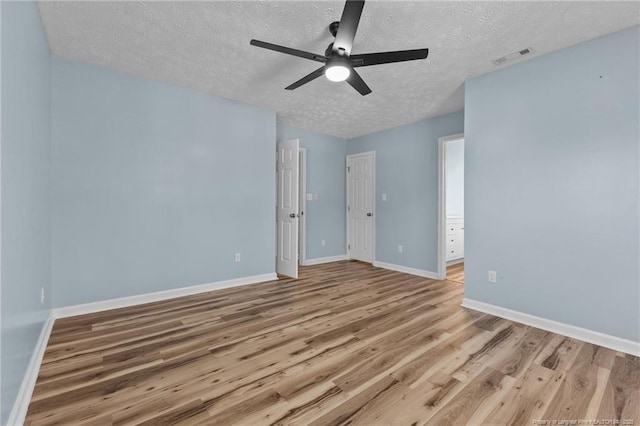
[488,270,497,283]
[398,245,403,253]
[41,287,45,304]
[321,240,326,247]
[235,253,241,263]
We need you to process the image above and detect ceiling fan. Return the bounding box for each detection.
[250,0,429,96]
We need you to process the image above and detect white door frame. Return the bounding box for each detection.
[437,133,465,279]
[346,151,376,263]
[299,147,307,266]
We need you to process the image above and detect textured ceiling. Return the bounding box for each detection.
[37,1,639,138]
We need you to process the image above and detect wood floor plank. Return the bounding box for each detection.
[542,342,603,420]
[24,261,639,425]
[487,327,554,378]
[306,375,402,426]
[446,262,465,284]
[337,371,456,425]
[596,353,640,422]
[422,367,510,425]
[483,363,556,425]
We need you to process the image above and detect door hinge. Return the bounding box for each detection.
[347,166,350,172]
[347,206,350,211]
[348,244,350,250]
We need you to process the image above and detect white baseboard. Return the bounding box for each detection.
[373,261,439,280]
[303,255,348,266]
[462,298,640,356]
[53,273,278,319]
[446,258,464,266]
[8,312,55,426]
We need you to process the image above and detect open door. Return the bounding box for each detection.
[276,139,300,278]
[298,148,307,266]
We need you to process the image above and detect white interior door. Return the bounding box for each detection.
[276,139,299,278]
[298,148,307,266]
[347,152,375,263]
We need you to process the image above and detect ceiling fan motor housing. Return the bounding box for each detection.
[325,43,335,57]
[329,21,340,37]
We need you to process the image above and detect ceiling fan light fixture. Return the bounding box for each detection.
[250,0,428,95]
[325,62,350,82]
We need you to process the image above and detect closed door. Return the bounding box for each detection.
[276,139,299,278]
[347,152,375,263]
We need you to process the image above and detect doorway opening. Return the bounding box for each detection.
[346,151,375,264]
[438,134,465,283]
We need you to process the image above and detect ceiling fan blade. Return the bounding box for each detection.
[346,69,371,96]
[250,39,327,63]
[285,67,326,90]
[333,0,365,56]
[350,48,429,67]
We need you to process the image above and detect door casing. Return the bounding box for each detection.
[437,133,465,279]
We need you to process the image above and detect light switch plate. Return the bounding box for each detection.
[382,193,387,201]
[306,193,313,201]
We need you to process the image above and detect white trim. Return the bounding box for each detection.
[346,151,376,264]
[373,261,439,280]
[298,147,307,266]
[53,273,277,319]
[446,258,464,266]
[8,312,55,426]
[437,133,464,280]
[0,3,3,419]
[303,255,348,266]
[462,298,640,356]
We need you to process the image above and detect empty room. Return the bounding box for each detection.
[1,0,639,425]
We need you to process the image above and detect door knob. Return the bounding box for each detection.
[366,212,372,217]
[289,213,296,218]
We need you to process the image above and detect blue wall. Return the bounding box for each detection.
[465,26,639,341]
[1,2,52,422]
[51,57,276,307]
[347,112,464,272]
[446,140,464,217]
[277,124,347,260]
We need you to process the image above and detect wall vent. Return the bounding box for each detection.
[492,47,534,66]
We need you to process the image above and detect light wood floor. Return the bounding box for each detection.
[26,261,639,425]
[446,262,464,284]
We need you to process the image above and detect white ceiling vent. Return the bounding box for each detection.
[492,47,534,66]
